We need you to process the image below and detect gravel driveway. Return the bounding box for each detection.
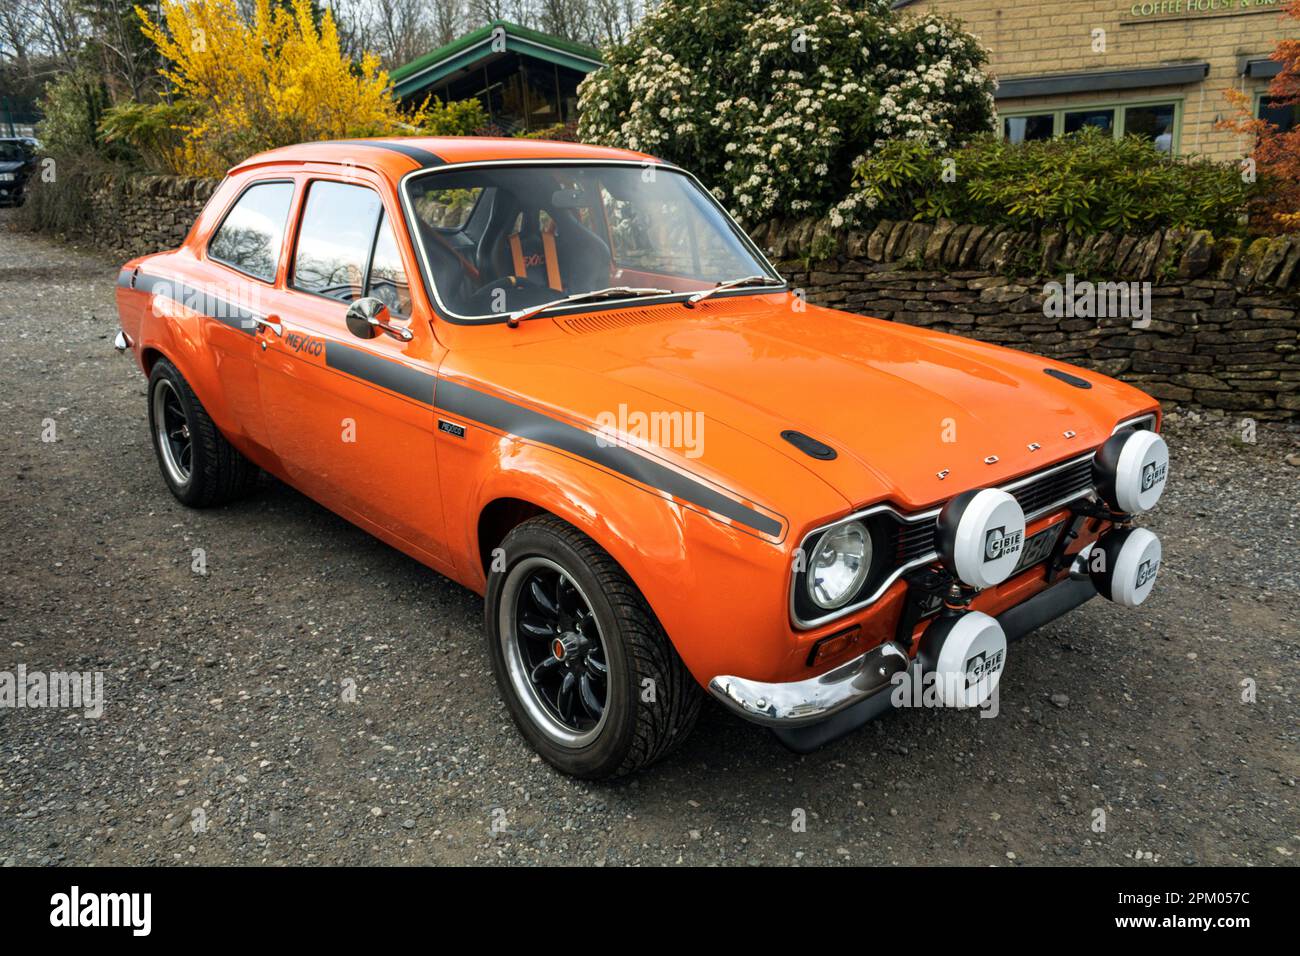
[1,219,1296,866]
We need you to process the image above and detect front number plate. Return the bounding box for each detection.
[1011,522,1064,575]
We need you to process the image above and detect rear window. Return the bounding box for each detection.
[208,181,294,282]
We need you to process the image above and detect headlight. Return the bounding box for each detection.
[1093,428,1169,514]
[807,520,872,610]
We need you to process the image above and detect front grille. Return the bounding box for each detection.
[891,454,1096,564]
[1010,456,1093,518]
[895,521,938,564]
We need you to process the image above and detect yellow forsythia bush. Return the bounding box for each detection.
[137,0,427,176]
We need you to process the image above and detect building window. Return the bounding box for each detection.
[1124,103,1176,153]
[1003,113,1053,143]
[1257,96,1299,133]
[999,100,1180,153]
[1064,108,1115,135]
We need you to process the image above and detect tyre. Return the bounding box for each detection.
[147,358,259,507]
[486,516,702,779]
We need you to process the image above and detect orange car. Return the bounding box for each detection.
[113,137,1169,778]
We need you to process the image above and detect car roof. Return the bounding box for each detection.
[230,137,663,180]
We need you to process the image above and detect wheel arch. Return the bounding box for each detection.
[457,444,798,690]
[465,465,692,627]
[140,346,166,375]
[476,496,548,574]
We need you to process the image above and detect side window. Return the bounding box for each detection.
[292,181,383,303]
[367,213,412,318]
[208,181,294,282]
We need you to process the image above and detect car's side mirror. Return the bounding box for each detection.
[345,297,411,342]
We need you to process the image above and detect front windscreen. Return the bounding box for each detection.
[402,164,777,320]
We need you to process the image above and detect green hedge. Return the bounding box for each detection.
[849,129,1254,236]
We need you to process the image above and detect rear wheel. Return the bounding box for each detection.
[486,516,701,779]
[147,358,259,507]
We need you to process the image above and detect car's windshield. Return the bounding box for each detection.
[0,142,28,163]
[403,164,779,320]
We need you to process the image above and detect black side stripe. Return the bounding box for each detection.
[326,140,445,167]
[127,271,779,537]
[129,272,260,335]
[323,341,435,404]
[434,379,784,538]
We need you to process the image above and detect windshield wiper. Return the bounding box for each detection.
[685,275,783,308]
[506,287,674,327]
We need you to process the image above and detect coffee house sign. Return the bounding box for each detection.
[1125,0,1282,21]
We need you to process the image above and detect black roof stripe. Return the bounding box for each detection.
[328,139,445,167]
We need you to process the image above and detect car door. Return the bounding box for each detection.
[254,174,450,564]
[196,177,296,460]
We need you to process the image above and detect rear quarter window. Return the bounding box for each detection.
[208,181,295,282]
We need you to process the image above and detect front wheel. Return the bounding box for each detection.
[486,516,702,779]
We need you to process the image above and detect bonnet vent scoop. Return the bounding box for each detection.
[781,430,837,461]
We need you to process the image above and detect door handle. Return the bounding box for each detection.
[247,314,282,337]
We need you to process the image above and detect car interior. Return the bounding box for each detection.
[406,165,756,318]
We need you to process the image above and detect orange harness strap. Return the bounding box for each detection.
[507,227,564,292]
[541,225,562,291]
[509,233,526,279]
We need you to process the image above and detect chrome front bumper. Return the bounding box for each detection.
[708,640,911,727]
[709,576,1098,752]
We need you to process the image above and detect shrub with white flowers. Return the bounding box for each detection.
[577,0,996,227]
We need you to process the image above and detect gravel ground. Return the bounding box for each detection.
[0,218,1297,867]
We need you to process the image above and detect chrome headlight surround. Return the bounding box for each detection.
[792,514,891,624]
[806,520,873,610]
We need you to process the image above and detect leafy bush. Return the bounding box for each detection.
[577,0,995,225]
[1217,0,1300,234]
[35,70,113,157]
[13,157,114,237]
[848,129,1254,236]
[517,122,581,142]
[136,0,428,176]
[418,97,489,137]
[98,99,198,174]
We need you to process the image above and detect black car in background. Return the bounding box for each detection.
[0,138,37,206]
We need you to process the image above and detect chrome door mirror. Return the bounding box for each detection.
[345,297,412,342]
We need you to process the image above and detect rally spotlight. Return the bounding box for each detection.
[1092,428,1169,514]
[936,488,1027,589]
[1087,526,1163,607]
[917,610,1008,708]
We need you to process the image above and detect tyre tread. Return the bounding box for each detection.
[504,516,702,777]
[151,359,258,507]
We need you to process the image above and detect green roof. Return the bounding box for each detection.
[389,20,603,99]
